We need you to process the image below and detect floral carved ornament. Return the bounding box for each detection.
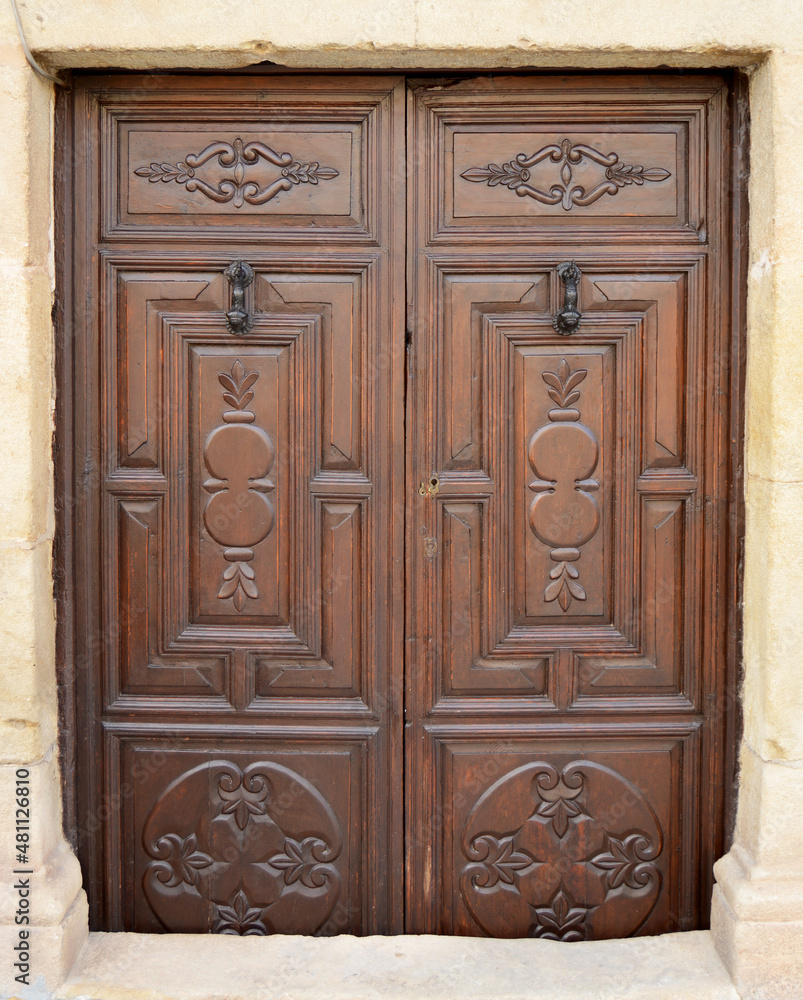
[136,137,339,208]
[143,761,343,935]
[460,761,663,941]
[461,138,671,212]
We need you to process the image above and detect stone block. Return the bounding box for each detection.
[60,929,738,1000]
[0,65,52,266]
[711,884,803,1000]
[0,266,54,543]
[0,759,76,894]
[728,749,803,875]
[742,478,803,761]
[0,543,57,762]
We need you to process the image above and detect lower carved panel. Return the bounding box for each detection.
[117,740,366,934]
[436,737,695,938]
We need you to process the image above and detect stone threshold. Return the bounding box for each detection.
[59,930,739,1000]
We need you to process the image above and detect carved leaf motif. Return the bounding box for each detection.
[153,833,213,887]
[533,889,589,942]
[268,837,337,888]
[218,780,268,830]
[592,834,659,890]
[467,835,533,888]
[213,889,267,936]
[536,794,582,839]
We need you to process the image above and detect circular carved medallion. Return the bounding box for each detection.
[460,761,663,941]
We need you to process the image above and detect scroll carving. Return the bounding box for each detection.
[528,359,600,612]
[461,138,671,211]
[460,762,663,941]
[135,137,339,208]
[143,761,343,935]
[203,359,275,613]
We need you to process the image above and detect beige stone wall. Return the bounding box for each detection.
[0,2,800,998]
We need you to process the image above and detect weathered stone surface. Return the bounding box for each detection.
[0,543,57,762]
[0,63,52,266]
[711,885,803,1000]
[4,0,803,70]
[0,266,54,544]
[742,478,803,762]
[60,930,738,1000]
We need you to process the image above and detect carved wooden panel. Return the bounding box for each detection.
[112,736,370,935]
[88,74,402,240]
[410,74,729,243]
[68,74,405,933]
[406,74,738,937]
[433,733,699,939]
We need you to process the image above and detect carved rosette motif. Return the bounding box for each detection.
[203,359,275,612]
[460,762,663,941]
[135,137,339,208]
[528,359,600,612]
[143,761,343,935]
[461,138,671,211]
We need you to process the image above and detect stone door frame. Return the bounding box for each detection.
[1,7,802,997]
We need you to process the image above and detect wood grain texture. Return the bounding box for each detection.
[63,73,406,933]
[406,73,740,938]
[57,70,743,942]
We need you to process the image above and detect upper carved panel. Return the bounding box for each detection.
[83,74,405,240]
[125,127,353,225]
[452,131,679,225]
[410,74,726,241]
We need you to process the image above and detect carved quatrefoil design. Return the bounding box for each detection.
[135,137,339,208]
[461,138,671,211]
[143,761,343,935]
[528,359,600,611]
[203,359,276,612]
[460,761,663,941]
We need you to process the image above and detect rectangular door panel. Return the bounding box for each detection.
[434,731,699,938]
[112,733,373,936]
[98,74,401,241]
[411,73,727,243]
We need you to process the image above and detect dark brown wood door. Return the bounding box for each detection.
[62,71,741,940]
[65,74,406,934]
[405,74,741,938]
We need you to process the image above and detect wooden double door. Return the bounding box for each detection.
[62,72,742,939]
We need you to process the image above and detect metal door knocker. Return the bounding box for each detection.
[225,259,255,335]
[553,261,582,336]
